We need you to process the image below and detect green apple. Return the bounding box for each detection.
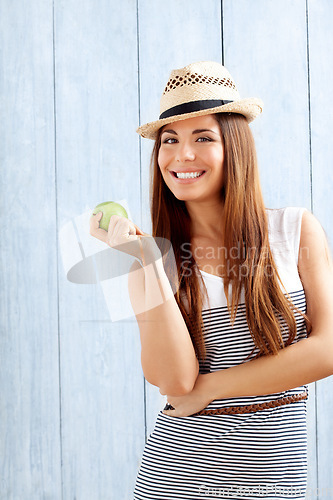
[92,201,128,231]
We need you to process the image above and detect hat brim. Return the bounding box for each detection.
[136,98,264,140]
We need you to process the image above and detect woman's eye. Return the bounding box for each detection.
[163,137,177,144]
[197,137,212,142]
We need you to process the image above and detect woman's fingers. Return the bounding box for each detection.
[107,215,136,247]
[89,212,155,263]
[89,212,108,243]
[132,222,146,236]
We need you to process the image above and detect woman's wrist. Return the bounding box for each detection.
[196,372,218,403]
[138,236,162,267]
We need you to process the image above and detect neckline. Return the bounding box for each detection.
[199,268,223,280]
[196,209,276,281]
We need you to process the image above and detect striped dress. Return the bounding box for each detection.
[133,206,309,500]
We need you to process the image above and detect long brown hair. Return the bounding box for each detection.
[149,112,311,362]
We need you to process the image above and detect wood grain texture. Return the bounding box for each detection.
[54,0,144,498]
[0,1,62,498]
[308,0,333,494]
[224,0,311,210]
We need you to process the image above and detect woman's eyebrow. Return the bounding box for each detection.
[161,128,218,136]
[192,128,218,135]
[161,129,177,135]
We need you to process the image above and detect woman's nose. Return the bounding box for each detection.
[176,143,196,162]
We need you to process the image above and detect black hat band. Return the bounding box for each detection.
[159,99,234,120]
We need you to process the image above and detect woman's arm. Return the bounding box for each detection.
[204,209,333,401]
[128,256,199,397]
[89,212,198,397]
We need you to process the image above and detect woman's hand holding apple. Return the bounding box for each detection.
[89,212,162,266]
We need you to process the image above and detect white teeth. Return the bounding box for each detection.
[176,171,204,179]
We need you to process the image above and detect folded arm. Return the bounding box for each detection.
[203,210,333,401]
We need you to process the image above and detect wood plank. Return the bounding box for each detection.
[0,1,62,498]
[137,0,223,437]
[308,0,333,494]
[224,0,311,210]
[54,0,144,497]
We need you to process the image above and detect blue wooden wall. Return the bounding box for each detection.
[1,1,333,498]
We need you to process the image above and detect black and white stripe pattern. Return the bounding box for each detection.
[133,290,308,499]
[199,289,308,410]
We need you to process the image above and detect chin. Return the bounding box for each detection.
[172,191,205,202]
[164,180,206,202]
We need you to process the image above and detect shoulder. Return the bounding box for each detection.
[298,209,332,270]
[297,209,333,333]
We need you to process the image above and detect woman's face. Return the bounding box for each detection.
[158,114,224,202]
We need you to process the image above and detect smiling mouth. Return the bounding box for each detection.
[171,171,206,178]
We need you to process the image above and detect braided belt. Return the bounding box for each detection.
[164,390,308,416]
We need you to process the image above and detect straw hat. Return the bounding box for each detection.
[136,61,263,140]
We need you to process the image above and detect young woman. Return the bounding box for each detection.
[90,61,333,499]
